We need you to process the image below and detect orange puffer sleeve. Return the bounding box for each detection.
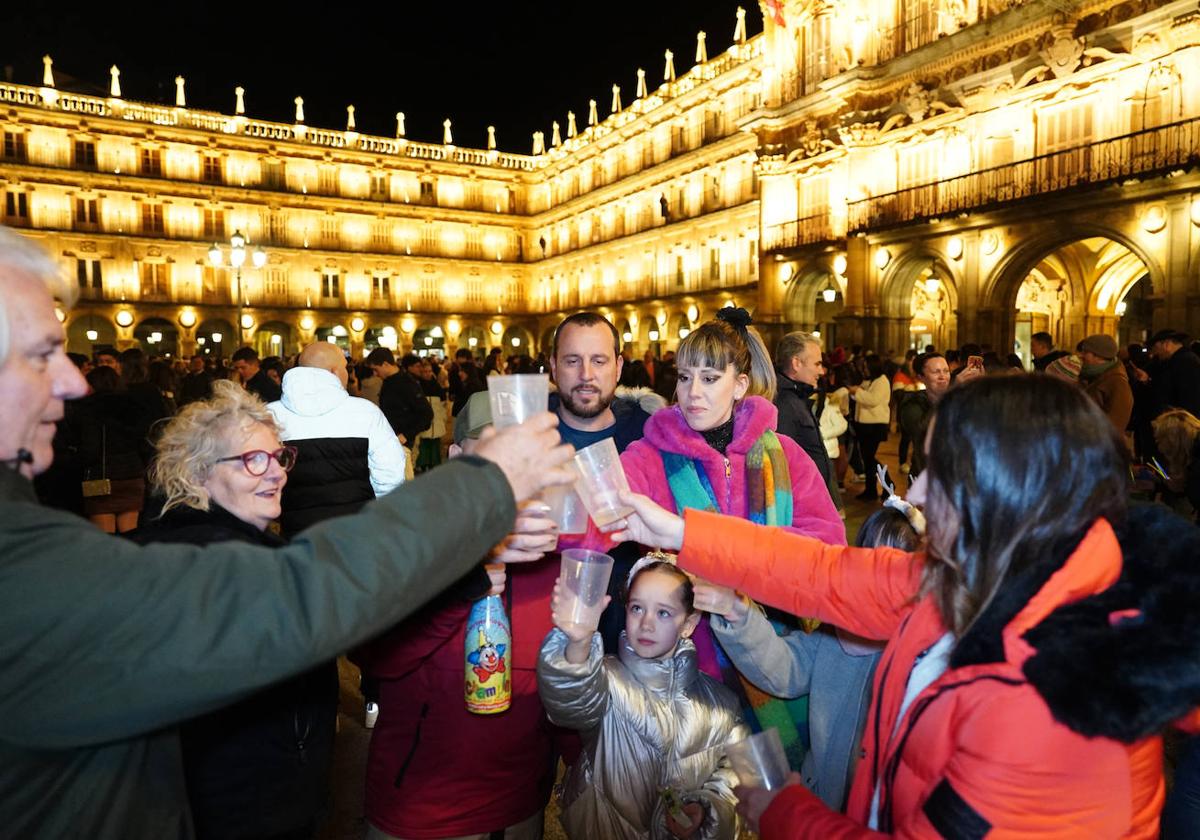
[678,508,922,642]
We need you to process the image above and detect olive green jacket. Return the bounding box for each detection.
[0,456,515,839]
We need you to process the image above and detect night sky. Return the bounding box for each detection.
[4,1,762,153]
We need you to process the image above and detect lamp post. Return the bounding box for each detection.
[208,230,266,348]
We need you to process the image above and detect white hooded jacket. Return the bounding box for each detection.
[268,367,407,500]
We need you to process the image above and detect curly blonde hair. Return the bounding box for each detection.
[1153,409,1200,493]
[149,380,280,514]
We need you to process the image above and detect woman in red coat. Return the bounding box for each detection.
[605,374,1200,838]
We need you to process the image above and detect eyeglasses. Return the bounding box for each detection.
[214,446,298,476]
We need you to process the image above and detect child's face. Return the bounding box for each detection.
[625,569,700,660]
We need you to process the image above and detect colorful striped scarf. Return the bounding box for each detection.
[661,428,811,770]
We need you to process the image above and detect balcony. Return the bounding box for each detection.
[763,213,840,251]
[849,116,1200,232]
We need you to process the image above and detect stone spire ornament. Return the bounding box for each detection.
[109,65,121,98]
[234,86,246,115]
[636,68,647,98]
[395,112,406,138]
[346,105,356,131]
[40,55,58,105]
[532,131,545,155]
[734,7,747,44]
[551,121,561,147]
[611,84,622,113]
[588,99,598,126]
[175,76,186,108]
[664,49,676,82]
[294,97,305,123]
[567,111,577,137]
[443,118,453,145]
[487,126,497,151]
[696,31,708,64]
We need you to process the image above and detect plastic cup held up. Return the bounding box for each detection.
[572,438,634,528]
[544,472,589,534]
[725,728,790,791]
[558,549,614,629]
[487,374,549,429]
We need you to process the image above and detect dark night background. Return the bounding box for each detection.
[3,2,762,152]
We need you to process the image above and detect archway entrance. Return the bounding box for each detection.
[316,324,350,351]
[783,268,845,346]
[196,318,235,357]
[134,317,179,357]
[988,229,1160,362]
[253,321,294,358]
[66,314,117,356]
[1005,236,1154,364]
[414,325,446,357]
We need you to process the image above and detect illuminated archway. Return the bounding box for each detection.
[879,251,960,352]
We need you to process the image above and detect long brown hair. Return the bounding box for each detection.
[920,374,1128,636]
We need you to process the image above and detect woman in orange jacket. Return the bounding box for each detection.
[605,374,1200,838]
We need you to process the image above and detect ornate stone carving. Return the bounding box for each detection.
[901,83,934,121]
[1040,26,1085,78]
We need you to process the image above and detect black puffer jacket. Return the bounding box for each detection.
[134,504,338,840]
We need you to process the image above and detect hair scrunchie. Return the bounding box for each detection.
[716,306,753,332]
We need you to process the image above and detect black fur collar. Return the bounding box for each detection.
[1022,504,1200,742]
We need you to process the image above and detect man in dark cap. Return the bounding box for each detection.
[1078,334,1133,442]
[1145,329,1200,418]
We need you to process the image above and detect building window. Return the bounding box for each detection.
[321,270,340,299]
[76,258,102,290]
[3,131,27,162]
[140,148,162,176]
[321,216,339,248]
[141,203,164,235]
[318,166,338,196]
[675,255,686,287]
[140,262,169,297]
[202,156,223,184]
[203,208,225,239]
[265,268,287,299]
[708,247,721,281]
[4,191,29,225]
[372,273,390,299]
[266,211,286,245]
[75,197,99,230]
[419,179,435,205]
[74,140,97,170]
[371,172,390,199]
[262,160,285,190]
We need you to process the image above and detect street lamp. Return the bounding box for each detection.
[208,230,266,347]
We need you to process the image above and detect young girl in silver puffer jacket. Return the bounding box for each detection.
[538,559,747,840]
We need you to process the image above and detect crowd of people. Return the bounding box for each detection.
[2,220,1200,840]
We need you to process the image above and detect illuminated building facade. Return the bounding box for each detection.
[2,0,1198,362]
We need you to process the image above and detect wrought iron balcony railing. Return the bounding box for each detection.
[849,116,1200,232]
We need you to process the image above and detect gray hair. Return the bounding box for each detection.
[775,331,822,370]
[149,380,280,514]
[0,226,76,368]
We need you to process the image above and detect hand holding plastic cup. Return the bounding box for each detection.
[544,473,589,534]
[487,374,549,430]
[725,728,790,791]
[573,438,635,528]
[558,549,614,629]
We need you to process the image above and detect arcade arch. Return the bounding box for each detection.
[253,321,294,358]
[988,231,1159,363]
[879,253,959,352]
[134,317,179,357]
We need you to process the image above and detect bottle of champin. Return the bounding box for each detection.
[464,593,512,714]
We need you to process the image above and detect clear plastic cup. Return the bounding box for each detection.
[725,728,790,791]
[573,438,634,528]
[559,549,614,628]
[544,474,589,534]
[487,374,549,429]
